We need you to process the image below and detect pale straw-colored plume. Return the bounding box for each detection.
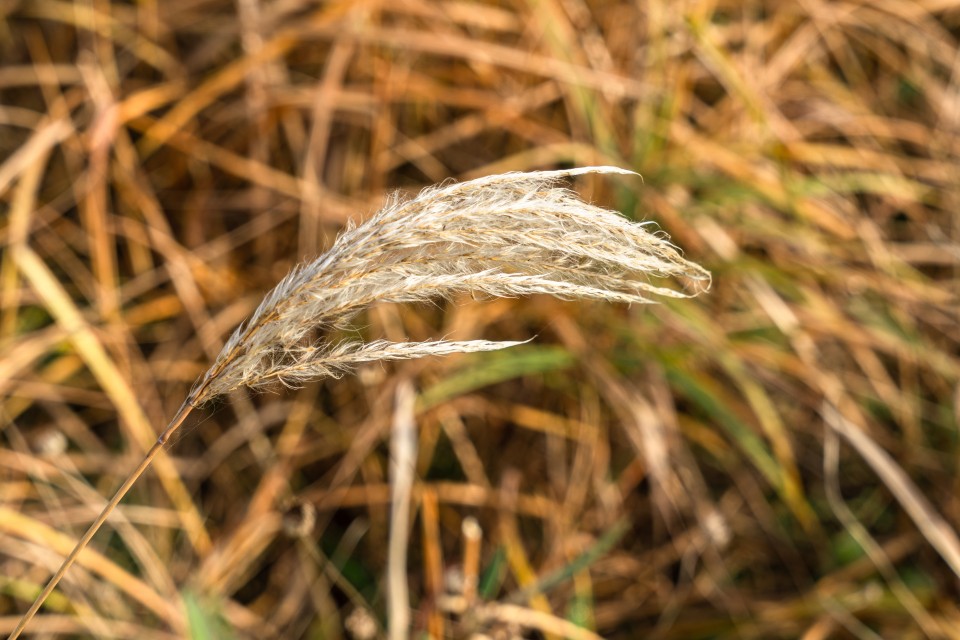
[189,166,710,402]
[8,166,709,639]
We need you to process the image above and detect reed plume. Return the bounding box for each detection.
[190,166,709,402]
[9,166,709,639]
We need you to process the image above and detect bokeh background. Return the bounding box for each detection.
[2,0,959,638]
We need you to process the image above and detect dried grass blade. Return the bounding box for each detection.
[9,166,709,639]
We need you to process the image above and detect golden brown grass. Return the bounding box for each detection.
[7,164,709,639]
[2,0,960,638]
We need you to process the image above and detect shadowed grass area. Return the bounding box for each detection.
[1,1,959,638]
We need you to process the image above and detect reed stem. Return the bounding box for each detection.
[7,402,195,640]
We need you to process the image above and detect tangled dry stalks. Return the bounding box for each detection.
[8,166,709,639]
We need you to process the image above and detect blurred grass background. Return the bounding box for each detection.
[1,0,959,638]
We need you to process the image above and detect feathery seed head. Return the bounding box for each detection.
[188,167,710,403]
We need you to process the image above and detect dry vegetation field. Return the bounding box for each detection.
[2,1,960,638]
